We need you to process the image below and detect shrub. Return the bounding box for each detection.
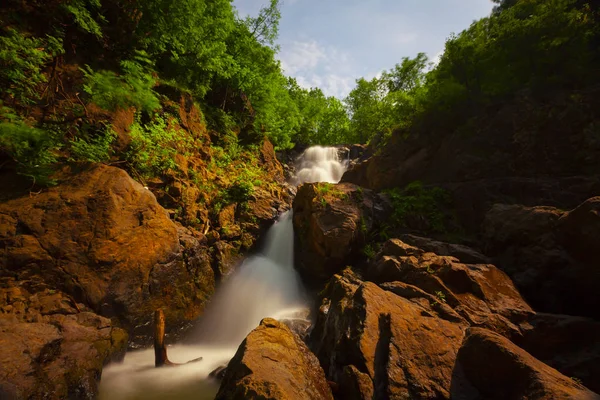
[127,115,193,177]
[0,112,60,185]
[69,126,116,162]
[385,181,451,233]
[0,29,63,104]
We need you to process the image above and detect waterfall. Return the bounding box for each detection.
[98,146,346,400]
[294,146,347,185]
[187,211,303,346]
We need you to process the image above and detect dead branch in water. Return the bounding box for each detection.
[154,309,203,368]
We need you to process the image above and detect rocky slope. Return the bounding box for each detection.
[217,181,600,399]
[0,147,289,397]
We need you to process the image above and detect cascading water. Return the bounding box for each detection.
[294,146,347,185]
[98,146,346,399]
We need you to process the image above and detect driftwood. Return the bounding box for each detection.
[153,309,203,367]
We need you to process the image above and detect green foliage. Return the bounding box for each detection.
[127,115,193,177]
[0,29,63,104]
[384,181,451,234]
[82,52,160,112]
[289,81,351,146]
[345,53,428,144]
[69,126,116,163]
[0,107,59,185]
[363,243,377,260]
[62,0,106,38]
[434,291,447,304]
[344,0,598,146]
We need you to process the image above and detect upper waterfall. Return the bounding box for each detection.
[294,146,347,185]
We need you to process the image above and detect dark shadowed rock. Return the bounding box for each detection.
[452,328,600,400]
[215,318,333,400]
[558,196,600,264]
[515,313,600,393]
[483,199,600,319]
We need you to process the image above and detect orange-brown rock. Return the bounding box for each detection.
[215,318,333,400]
[0,164,215,335]
[368,238,533,339]
[0,279,127,399]
[311,270,467,400]
[452,328,600,400]
[292,182,388,282]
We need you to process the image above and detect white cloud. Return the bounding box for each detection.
[278,40,356,98]
[279,40,326,75]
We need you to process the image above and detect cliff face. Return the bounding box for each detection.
[343,89,600,234]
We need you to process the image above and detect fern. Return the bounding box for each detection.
[0,29,63,104]
[62,0,106,38]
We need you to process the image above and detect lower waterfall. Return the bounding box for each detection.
[98,146,346,399]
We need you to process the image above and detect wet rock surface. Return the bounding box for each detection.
[215,318,333,400]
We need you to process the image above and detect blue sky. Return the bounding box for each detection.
[233,0,495,98]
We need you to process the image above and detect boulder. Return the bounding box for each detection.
[0,279,127,399]
[367,239,533,339]
[483,199,600,319]
[310,270,467,399]
[451,328,600,400]
[215,318,333,400]
[292,182,389,283]
[558,196,600,263]
[0,164,215,336]
[515,313,600,393]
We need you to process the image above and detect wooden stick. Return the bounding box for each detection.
[153,308,203,368]
[154,309,173,367]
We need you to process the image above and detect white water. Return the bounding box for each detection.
[294,146,347,185]
[98,146,346,399]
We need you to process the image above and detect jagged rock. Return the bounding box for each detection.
[215,318,333,400]
[292,182,389,282]
[367,239,533,338]
[311,265,600,399]
[0,279,127,399]
[398,234,490,264]
[0,164,215,336]
[310,270,467,400]
[483,199,600,319]
[452,328,600,400]
[212,240,241,280]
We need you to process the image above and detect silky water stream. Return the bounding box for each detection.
[98,146,347,399]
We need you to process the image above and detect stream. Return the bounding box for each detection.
[98,146,347,399]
